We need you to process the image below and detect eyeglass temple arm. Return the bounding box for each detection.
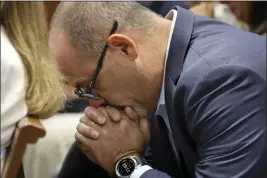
[88,21,118,89]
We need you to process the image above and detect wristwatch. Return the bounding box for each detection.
[114,155,146,178]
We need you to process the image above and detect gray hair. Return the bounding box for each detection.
[50,2,160,58]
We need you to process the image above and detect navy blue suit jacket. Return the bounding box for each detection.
[142,6,267,178]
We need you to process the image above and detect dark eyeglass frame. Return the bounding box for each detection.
[74,21,118,99]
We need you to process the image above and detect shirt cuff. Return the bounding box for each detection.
[130,165,153,178]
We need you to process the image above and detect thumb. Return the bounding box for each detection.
[139,117,150,144]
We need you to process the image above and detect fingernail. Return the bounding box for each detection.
[97,116,105,124]
[91,130,99,138]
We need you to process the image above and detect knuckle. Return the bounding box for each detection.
[74,132,80,141]
[80,116,87,123]
[84,111,99,123]
[87,114,95,121]
[92,116,102,125]
[84,106,95,117]
[106,108,121,122]
[76,123,83,133]
[106,106,115,112]
[84,106,91,114]
[79,116,84,122]
[98,107,108,115]
[90,128,100,139]
[96,115,106,124]
[114,113,121,121]
[89,128,95,135]
[112,108,120,115]
[97,107,105,114]
[82,117,94,126]
[78,123,98,138]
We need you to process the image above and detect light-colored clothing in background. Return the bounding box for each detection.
[1,27,28,174]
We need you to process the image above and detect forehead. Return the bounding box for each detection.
[51,31,94,85]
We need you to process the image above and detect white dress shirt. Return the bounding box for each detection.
[130,9,178,178]
[1,27,28,173]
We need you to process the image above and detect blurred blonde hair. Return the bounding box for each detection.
[0,1,65,119]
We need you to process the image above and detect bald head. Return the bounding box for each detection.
[49,1,160,58]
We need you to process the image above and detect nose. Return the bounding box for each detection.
[88,97,106,108]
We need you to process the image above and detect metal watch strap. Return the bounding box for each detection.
[114,155,146,178]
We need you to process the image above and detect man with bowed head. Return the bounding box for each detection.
[49,2,266,178]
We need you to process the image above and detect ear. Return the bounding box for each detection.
[107,34,138,61]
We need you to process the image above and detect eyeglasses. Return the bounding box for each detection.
[74,21,118,100]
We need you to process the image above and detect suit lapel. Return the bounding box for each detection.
[150,114,183,178]
[148,6,195,177]
[164,6,195,177]
[165,6,194,83]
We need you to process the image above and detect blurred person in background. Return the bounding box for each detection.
[190,1,267,35]
[224,1,267,35]
[0,1,65,174]
[190,2,250,31]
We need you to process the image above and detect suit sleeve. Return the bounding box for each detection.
[144,145,154,166]
[139,169,172,178]
[132,145,172,178]
[185,66,266,178]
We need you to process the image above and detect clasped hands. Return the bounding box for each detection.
[75,106,150,175]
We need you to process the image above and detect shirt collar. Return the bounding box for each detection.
[155,9,178,115]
